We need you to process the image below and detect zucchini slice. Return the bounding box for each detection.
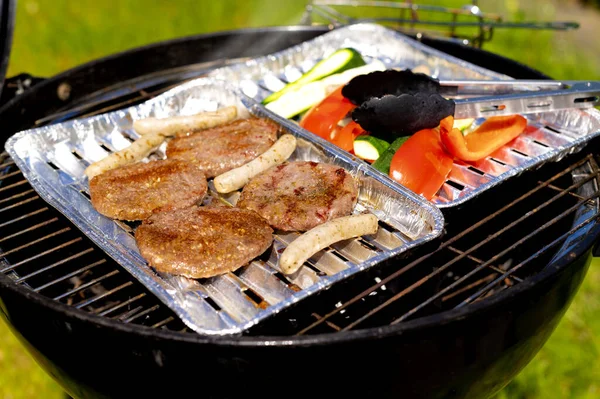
[265,81,327,119]
[265,60,387,119]
[354,135,390,161]
[262,48,366,104]
[453,118,475,132]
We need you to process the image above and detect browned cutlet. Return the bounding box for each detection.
[89,159,208,221]
[135,207,273,279]
[165,117,279,178]
[236,161,358,232]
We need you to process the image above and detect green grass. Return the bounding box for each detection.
[7,0,308,78]
[2,1,600,398]
[0,321,64,399]
[494,259,600,399]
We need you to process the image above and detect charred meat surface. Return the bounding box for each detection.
[89,159,207,221]
[237,161,358,232]
[165,117,279,178]
[135,207,274,279]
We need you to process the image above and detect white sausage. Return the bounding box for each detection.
[85,132,166,180]
[213,134,297,194]
[132,106,237,137]
[279,213,379,275]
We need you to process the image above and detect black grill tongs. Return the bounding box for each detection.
[341,70,600,135]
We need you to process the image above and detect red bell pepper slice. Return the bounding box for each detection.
[389,117,454,200]
[440,114,528,162]
[299,86,356,143]
[332,120,367,152]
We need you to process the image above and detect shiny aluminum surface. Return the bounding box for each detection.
[209,23,600,207]
[453,81,600,119]
[3,77,443,335]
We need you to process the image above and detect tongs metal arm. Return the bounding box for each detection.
[438,79,579,96]
[451,81,600,119]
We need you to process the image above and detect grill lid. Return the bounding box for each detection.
[0,0,15,98]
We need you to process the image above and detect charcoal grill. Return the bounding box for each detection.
[1,3,600,399]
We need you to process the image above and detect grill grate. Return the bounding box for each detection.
[281,154,599,335]
[0,151,187,331]
[1,67,599,336]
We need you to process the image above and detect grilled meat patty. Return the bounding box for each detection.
[237,161,359,231]
[90,159,207,221]
[135,206,273,279]
[165,117,279,178]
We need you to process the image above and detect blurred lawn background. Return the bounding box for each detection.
[1,0,599,398]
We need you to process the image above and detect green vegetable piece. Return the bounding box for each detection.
[353,135,390,161]
[371,136,410,175]
[262,48,366,104]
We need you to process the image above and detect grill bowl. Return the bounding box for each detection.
[1,26,599,399]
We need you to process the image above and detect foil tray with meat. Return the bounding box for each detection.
[209,23,600,207]
[3,77,444,335]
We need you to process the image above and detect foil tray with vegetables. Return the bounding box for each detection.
[4,78,444,335]
[210,23,600,207]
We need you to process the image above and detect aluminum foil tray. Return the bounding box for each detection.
[209,23,600,208]
[4,77,444,335]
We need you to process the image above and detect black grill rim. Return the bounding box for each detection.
[0,0,15,98]
[1,25,598,346]
[1,203,597,346]
[0,26,332,132]
[1,152,598,343]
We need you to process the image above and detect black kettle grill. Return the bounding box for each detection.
[1,2,599,398]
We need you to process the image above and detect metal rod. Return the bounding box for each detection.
[0,159,15,169]
[313,0,503,19]
[344,173,598,330]
[314,4,352,24]
[457,214,600,307]
[53,270,120,301]
[68,82,193,120]
[15,247,95,284]
[0,218,58,244]
[115,306,144,322]
[0,170,24,180]
[0,189,35,205]
[0,179,28,194]
[542,182,591,203]
[97,293,147,317]
[353,17,579,30]
[34,259,107,292]
[441,274,496,302]
[446,246,523,282]
[311,313,342,331]
[296,155,593,334]
[151,317,175,329]
[453,81,600,119]
[308,1,577,30]
[0,228,73,260]
[34,57,249,126]
[122,305,160,324]
[75,281,134,309]
[36,75,205,126]
[0,208,48,230]
[388,191,599,326]
[0,196,40,214]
